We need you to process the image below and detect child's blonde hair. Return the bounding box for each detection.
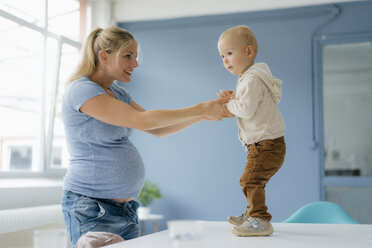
[220,25,258,58]
[67,26,136,84]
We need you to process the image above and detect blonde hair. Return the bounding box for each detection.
[67,26,136,84]
[220,25,258,58]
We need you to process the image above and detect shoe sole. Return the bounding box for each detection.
[227,216,244,226]
[231,227,273,237]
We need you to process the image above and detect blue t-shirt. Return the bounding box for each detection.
[61,76,145,199]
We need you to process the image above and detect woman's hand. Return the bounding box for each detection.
[200,98,234,121]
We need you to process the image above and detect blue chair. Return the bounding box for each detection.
[283,201,359,224]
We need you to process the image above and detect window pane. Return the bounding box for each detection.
[0,18,43,172]
[323,42,372,177]
[49,43,79,169]
[51,146,62,167]
[1,139,38,172]
[9,146,33,170]
[44,37,58,139]
[0,0,45,27]
[48,0,80,41]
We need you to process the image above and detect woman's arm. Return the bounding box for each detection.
[79,94,231,131]
[129,101,204,137]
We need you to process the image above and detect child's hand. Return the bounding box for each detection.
[217,89,235,100]
[227,90,236,99]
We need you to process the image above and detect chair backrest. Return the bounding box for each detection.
[283,201,359,224]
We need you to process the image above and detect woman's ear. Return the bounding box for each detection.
[246,45,255,59]
[98,49,107,63]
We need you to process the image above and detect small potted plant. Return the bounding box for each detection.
[137,180,162,218]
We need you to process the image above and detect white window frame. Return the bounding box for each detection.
[0,3,81,178]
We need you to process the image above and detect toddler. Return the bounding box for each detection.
[217,25,286,236]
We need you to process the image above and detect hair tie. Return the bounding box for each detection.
[94,28,103,39]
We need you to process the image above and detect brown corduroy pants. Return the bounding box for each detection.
[240,136,286,221]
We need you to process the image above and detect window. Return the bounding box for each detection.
[0,0,85,176]
[1,139,38,172]
[314,31,372,224]
[323,42,372,177]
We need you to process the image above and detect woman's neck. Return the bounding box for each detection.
[89,69,113,90]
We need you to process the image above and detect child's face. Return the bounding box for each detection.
[218,35,254,75]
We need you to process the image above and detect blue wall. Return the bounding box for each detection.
[119,2,372,231]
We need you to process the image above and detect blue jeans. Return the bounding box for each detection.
[61,190,140,247]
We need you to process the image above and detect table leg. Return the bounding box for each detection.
[152,220,159,232]
[141,220,145,236]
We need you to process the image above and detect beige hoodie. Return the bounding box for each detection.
[226,62,285,146]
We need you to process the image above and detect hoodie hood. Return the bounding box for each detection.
[242,63,282,103]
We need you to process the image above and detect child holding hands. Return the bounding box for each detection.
[217,25,286,236]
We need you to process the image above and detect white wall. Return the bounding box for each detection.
[0,179,64,247]
[87,0,362,27]
[90,0,115,28]
[0,179,63,210]
[111,0,361,22]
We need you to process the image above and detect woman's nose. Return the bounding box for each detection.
[133,58,139,68]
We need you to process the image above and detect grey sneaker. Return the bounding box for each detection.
[231,217,273,236]
[227,211,249,226]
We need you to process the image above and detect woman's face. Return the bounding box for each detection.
[107,40,139,83]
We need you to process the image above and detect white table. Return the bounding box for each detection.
[106,221,372,248]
